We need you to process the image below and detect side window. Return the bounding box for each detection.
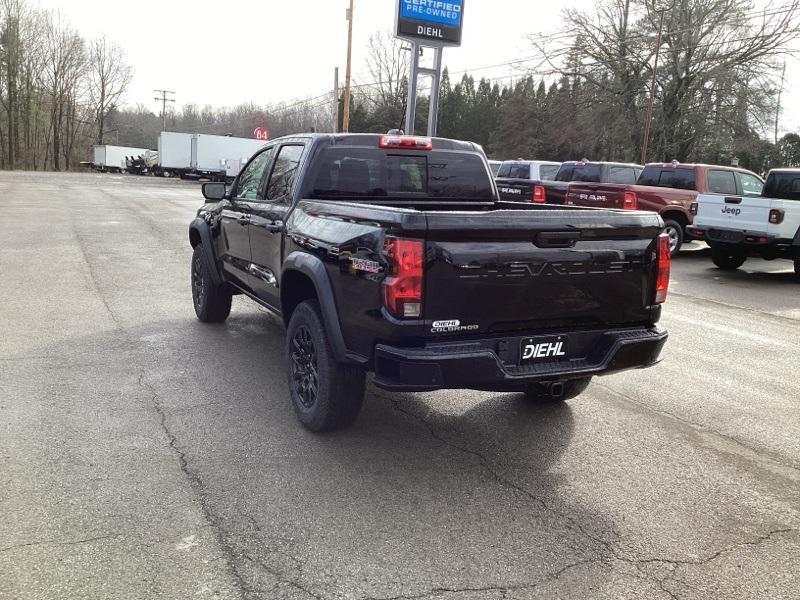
[266,145,305,203]
[608,167,636,184]
[235,148,274,200]
[707,169,737,195]
[737,172,763,196]
[555,166,575,181]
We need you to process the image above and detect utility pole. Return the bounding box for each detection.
[153,90,176,132]
[775,61,786,145]
[342,0,354,132]
[333,67,340,132]
[641,9,665,165]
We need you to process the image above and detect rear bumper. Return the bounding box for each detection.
[372,326,668,392]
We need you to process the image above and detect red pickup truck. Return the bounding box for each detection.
[544,161,764,254]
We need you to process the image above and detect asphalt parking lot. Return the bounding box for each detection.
[1,171,798,600]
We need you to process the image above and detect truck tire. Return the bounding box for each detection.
[794,259,800,283]
[524,377,591,403]
[710,244,746,270]
[286,300,366,432]
[662,219,684,256]
[191,244,232,323]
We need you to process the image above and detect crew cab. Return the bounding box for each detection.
[544,161,764,255]
[541,160,643,208]
[495,160,561,202]
[188,133,670,432]
[687,168,800,279]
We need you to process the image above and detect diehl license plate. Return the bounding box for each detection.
[520,335,569,364]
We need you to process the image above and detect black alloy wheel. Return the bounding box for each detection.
[290,325,319,409]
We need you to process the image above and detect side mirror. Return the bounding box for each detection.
[202,182,227,201]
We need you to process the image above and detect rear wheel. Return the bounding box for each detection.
[794,258,800,283]
[710,244,746,270]
[662,219,684,256]
[191,244,232,323]
[524,377,591,403]
[286,300,366,432]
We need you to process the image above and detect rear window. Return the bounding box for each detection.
[497,163,531,179]
[539,165,559,181]
[310,148,494,201]
[707,169,737,195]
[637,166,696,190]
[572,164,602,182]
[763,171,800,200]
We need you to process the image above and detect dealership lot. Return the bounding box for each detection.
[1,172,798,599]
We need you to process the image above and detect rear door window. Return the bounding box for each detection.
[736,172,764,196]
[539,165,559,181]
[707,169,738,195]
[608,166,637,184]
[266,144,304,204]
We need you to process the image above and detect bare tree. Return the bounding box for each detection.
[89,36,132,145]
[41,10,86,170]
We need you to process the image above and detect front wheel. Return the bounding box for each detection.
[662,219,684,256]
[794,258,800,283]
[286,300,366,432]
[191,244,232,323]
[710,244,746,270]
[524,377,591,403]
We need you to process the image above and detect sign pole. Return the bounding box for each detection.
[405,42,419,135]
[427,47,443,137]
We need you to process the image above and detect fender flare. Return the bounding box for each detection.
[189,218,223,285]
[282,251,367,366]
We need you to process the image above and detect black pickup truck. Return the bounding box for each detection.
[189,133,670,431]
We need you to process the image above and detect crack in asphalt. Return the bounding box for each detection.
[138,370,322,600]
[595,381,800,476]
[374,389,799,600]
[0,534,121,554]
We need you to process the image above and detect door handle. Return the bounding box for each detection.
[264,221,283,233]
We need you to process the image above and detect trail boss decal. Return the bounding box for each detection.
[520,335,569,363]
[431,319,479,333]
[350,257,381,273]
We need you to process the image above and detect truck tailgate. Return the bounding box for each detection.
[565,183,629,209]
[495,178,533,202]
[422,209,662,335]
[694,194,774,236]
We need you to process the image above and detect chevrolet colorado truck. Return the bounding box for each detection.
[687,168,800,279]
[495,160,561,202]
[189,133,670,432]
[544,161,764,255]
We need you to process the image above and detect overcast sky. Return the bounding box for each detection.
[35,0,800,135]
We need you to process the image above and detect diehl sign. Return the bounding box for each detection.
[395,0,464,47]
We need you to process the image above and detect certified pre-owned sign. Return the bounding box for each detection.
[396,0,465,47]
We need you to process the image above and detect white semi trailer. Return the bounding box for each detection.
[191,134,265,181]
[155,132,193,177]
[92,145,151,172]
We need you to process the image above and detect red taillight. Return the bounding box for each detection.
[379,135,432,150]
[382,237,424,318]
[655,234,671,304]
[769,209,784,224]
[689,202,698,215]
[532,185,545,203]
[623,191,638,210]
